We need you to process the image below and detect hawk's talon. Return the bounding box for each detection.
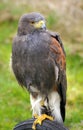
[33,114,39,119]
[32,114,53,130]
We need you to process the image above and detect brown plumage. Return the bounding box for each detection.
[50,37,66,70]
[12,12,67,123]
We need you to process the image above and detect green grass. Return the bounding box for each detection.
[65,51,83,129]
[0,20,83,130]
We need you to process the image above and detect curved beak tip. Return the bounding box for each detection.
[42,23,46,30]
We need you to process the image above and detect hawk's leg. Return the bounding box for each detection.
[30,94,53,130]
[48,91,63,123]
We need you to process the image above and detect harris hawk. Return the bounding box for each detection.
[12,12,67,129]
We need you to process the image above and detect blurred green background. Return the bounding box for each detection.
[0,0,83,130]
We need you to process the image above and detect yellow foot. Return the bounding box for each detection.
[32,114,53,130]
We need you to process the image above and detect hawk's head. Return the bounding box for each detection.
[18,12,46,35]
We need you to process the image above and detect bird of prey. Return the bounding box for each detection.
[12,12,67,129]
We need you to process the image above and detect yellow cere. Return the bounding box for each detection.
[34,20,45,28]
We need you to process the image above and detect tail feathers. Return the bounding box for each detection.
[60,103,65,122]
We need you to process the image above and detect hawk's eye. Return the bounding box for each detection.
[31,21,35,24]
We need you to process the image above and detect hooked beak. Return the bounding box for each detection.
[34,20,46,30]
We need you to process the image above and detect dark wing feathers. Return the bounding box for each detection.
[49,34,67,121]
